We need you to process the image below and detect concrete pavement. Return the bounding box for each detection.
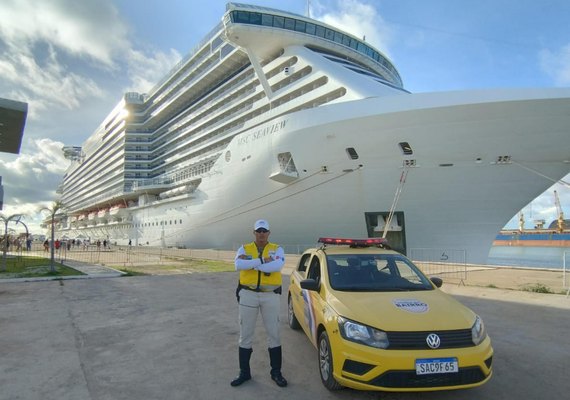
[1,269,570,400]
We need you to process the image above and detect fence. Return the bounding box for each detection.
[562,251,570,297]
[410,248,468,284]
[3,242,238,269]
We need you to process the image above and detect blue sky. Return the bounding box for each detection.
[1,0,569,233]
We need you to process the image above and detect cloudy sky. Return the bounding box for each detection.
[1,0,569,234]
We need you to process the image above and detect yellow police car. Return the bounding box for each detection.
[287,238,493,392]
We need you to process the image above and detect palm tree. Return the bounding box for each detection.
[40,201,63,273]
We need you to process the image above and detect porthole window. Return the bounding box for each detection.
[346,147,359,160]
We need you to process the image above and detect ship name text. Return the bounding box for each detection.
[237,120,288,146]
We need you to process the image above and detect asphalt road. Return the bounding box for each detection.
[1,273,569,400]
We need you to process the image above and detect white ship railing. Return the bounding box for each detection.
[131,157,217,191]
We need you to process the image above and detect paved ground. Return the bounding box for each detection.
[1,265,569,400]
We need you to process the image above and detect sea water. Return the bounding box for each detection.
[487,246,570,269]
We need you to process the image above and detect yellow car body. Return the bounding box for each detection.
[287,239,493,392]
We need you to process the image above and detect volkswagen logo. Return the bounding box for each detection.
[426,333,441,349]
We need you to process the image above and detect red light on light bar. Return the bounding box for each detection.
[318,237,387,246]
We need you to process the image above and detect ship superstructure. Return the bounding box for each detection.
[55,3,570,264]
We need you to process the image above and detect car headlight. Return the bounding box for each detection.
[338,317,389,349]
[471,315,487,345]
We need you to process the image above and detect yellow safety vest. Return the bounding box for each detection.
[239,242,282,290]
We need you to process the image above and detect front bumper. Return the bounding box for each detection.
[332,335,493,392]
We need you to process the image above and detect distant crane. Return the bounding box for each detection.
[554,190,565,233]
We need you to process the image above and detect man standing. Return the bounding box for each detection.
[231,219,288,388]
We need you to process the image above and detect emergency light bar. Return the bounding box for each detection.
[318,237,388,247]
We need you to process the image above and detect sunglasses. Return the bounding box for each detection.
[255,229,269,233]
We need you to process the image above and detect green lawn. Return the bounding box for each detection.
[0,255,84,279]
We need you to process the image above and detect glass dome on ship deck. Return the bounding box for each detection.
[226,5,403,88]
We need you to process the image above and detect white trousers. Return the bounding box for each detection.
[238,289,281,349]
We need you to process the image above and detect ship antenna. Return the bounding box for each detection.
[306,0,310,18]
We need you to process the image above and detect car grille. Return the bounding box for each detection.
[387,329,474,349]
[369,367,486,388]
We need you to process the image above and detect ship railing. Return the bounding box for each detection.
[131,158,217,192]
[65,187,127,214]
[146,22,223,100]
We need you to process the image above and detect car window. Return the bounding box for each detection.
[298,253,311,273]
[326,253,433,292]
[307,256,322,285]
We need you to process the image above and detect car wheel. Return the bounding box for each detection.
[288,294,301,330]
[318,331,343,390]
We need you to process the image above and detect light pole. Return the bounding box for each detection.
[1,214,23,272]
[40,202,62,273]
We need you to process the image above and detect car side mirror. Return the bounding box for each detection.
[430,277,443,288]
[300,278,320,291]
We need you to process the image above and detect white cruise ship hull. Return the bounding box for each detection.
[95,88,570,265]
[55,4,570,265]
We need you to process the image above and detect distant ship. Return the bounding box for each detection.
[494,219,570,247]
[54,3,570,265]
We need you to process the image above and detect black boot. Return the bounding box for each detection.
[230,347,253,387]
[268,346,288,387]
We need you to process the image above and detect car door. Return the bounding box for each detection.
[301,254,323,345]
[290,252,312,332]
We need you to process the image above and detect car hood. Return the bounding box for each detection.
[328,289,476,331]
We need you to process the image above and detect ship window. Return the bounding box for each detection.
[346,148,359,160]
[295,20,306,32]
[284,18,295,30]
[261,14,273,26]
[325,28,334,41]
[249,12,262,25]
[235,11,249,23]
[306,23,316,35]
[399,142,413,155]
[273,16,284,28]
[180,220,182,224]
[334,31,343,44]
[316,25,325,38]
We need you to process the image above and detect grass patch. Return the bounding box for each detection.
[0,255,84,279]
[108,258,234,275]
[117,268,148,276]
[486,284,498,288]
[521,283,554,294]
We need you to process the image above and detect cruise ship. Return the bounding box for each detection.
[55,3,570,265]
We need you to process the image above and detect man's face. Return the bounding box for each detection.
[254,228,270,245]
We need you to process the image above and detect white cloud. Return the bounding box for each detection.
[0,0,130,67]
[1,138,67,204]
[1,138,69,233]
[312,0,393,58]
[539,44,570,86]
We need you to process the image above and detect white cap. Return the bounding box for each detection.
[254,219,270,231]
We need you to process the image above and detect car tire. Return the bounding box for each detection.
[288,294,301,330]
[318,330,343,390]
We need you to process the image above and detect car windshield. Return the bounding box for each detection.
[326,253,434,292]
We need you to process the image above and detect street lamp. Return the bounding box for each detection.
[40,202,62,273]
[1,213,23,272]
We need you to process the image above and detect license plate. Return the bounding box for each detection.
[415,358,458,375]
